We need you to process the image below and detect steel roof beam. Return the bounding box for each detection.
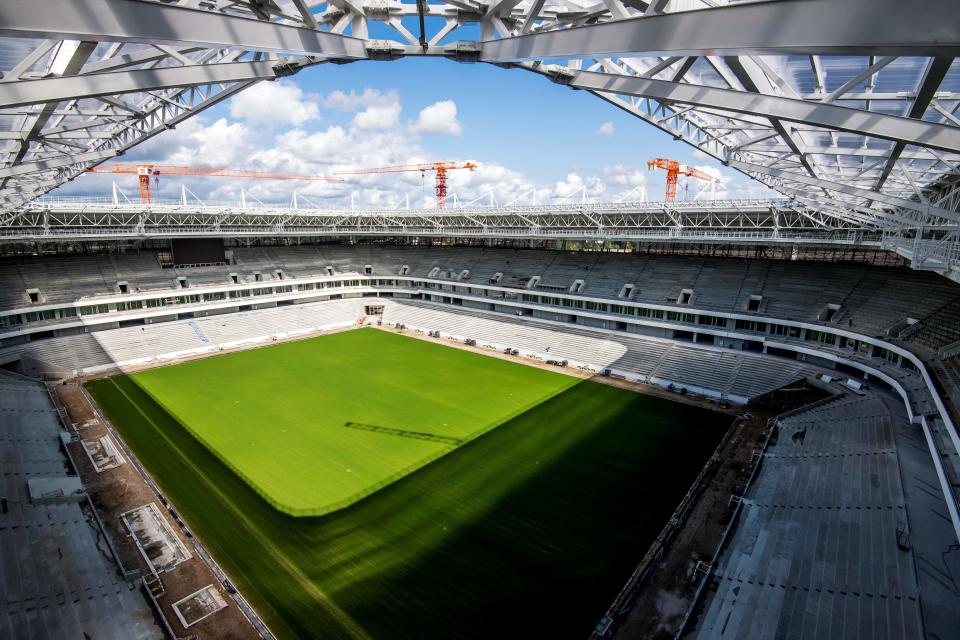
[0,61,284,109]
[0,149,118,179]
[552,69,960,154]
[480,0,960,61]
[78,46,207,75]
[0,0,368,60]
[722,56,822,184]
[874,57,954,191]
[771,183,933,229]
[744,146,959,161]
[0,75,258,209]
[727,158,960,223]
[0,40,96,191]
[822,56,897,103]
[0,131,114,140]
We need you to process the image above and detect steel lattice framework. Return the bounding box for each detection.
[4,197,845,240]
[10,196,958,280]
[0,0,959,241]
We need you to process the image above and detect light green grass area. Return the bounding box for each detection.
[126,328,578,515]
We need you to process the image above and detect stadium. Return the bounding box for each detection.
[2,2,960,640]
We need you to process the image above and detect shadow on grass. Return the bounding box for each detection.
[342,421,465,445]
[87,374,728,640]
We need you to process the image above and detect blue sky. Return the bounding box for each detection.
[66,56,772,207]
[294,58,687,181]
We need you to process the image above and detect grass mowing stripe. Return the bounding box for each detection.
[105,377,372,640]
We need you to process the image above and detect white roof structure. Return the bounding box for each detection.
[0,0,958,235]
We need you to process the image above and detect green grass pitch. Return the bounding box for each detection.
[87,328,729,639]
[114,328,580,515]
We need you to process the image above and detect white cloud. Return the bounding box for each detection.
[323,88,399,112]
[351,101,402,130]
[551,171,605,201]
[691,149,710,160]
[597,121,615,136]
[553,172,584,199]
[597,165,648,200]
[600,164,647,187]
[117,116,208,163]
[681,164,728,200]
[269,126,352,166]
[687,164,777,201]
[691,164,723,181]
[229,80,319,127]
[442,162,542,206]
[165,118,257,168]
[414,100,463,135]
[70,91,719,208]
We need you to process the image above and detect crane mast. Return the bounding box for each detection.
[647,158,719,202]
[334,161,478,209]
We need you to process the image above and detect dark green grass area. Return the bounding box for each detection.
[87,337,728,640]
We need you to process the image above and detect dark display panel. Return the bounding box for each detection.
[170,239,225,267]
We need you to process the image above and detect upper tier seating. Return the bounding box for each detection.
[1,246,958,342]
[902,296,960,353]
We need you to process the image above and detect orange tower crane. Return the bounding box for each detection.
[647,158,719,202]
[334,161,478,209]
[86,163,343,203]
